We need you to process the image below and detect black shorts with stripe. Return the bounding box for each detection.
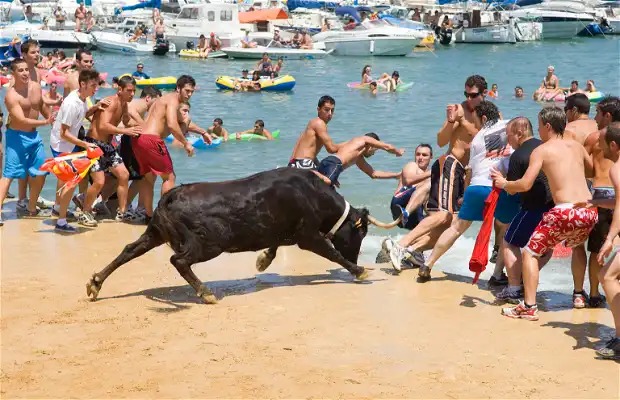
[427,154,466,214]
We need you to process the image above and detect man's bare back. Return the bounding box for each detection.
[89,95,128,142]
[565,118,598,145]
[290,117,329,160]
[586,128,614,187]
[142,92,181,138]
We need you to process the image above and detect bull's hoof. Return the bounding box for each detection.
[86,274,102,301]
[256,250,274,272]
[202,294,218,304]
[355,268,370,281]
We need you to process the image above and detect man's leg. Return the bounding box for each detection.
[18,177,27,201]
[600,255,620,336]
[110,164,130,214]
[522,251,541,306]
[571,243,588,308]
[161,172,176,195]
[26,175,46,214]
[588,254,603,301]
[140,173,156,217]
[491,221,509,282]
[418,216,472,280]
[404,180,430,215]
[398,210,451,247]
[83,170,105,213]
[0,177,14,224]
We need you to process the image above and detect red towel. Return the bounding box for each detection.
[469,187,501,284]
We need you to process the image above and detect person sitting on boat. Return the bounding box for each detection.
[488,83,499,98]
[272,29,284,47]
[235,120,273,141]
[208,32,221,52]
[207,118,229,141]
[241,30,257,48]
[344,18,357,31]
[128,24,147,43]
[74,2,86,32]
[273,57,284,77]
[233,71,262,91]
[197,34,209,57]
[291,30,303,47]
[85,11,96,33]
[256,53,273,77]
[24,5,35,22]
[132,63,150,80]
[533,65,562,101]
[585,79,598,93]
[441,16,453,30]
[322,19,331,32]
[54,6,66,30]
[300,30,313,49]
[514,86,524,99]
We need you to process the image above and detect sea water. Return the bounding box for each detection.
[8,36,620,300]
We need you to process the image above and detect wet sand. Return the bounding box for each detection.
[1,216,619,399]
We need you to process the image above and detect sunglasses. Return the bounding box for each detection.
[464,91,481,99]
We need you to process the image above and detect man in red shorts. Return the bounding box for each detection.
[132,75,210,220]
[491,106,597,321]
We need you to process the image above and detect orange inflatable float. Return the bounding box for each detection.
[39,147,103,191]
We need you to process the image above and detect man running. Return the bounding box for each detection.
[289,95,340,170]
[494,117,554,303]
[492,107,597,321]
[79,75,141,227]
[387,75,487,268]
[316,132,404,188]
[0,58,54,226]
[131,75,202,219]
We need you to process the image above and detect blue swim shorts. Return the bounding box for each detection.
[504,207,551,248]
[457,185,520,224]
[3,128,48,179]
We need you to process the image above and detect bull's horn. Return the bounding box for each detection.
[367,215,401,229]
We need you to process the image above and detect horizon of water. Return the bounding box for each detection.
[4,36,620,300]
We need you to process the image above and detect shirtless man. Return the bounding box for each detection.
[207,118,229,141]
[74,3,86,32]
[565,80,585,97]
[289,95,340,170]
[131,75,204,219]
[387,75,486,268]
[578,96,620,308]
[316,132,403,188]
[0,58,54,226]
[79,75,141,227]
[492,107,597,321]
[154,18,165,40]
[564,92,603,307]
[299,30,313,49]
[64,49,94,99]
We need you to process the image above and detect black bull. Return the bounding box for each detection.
[86,168,400,304]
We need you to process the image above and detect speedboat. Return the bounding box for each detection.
[506,1,596,39]
[221,41,331,60]
[0,20,96,48]
[312,20,421,56]
[91,31,176,54]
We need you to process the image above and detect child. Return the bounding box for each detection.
[235,119,273,140]
[488,83,499,98]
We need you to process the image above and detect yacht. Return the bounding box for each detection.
[312,19,421,56]
[507,0,596,39]
[0,19,96,48]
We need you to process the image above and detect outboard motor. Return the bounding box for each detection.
[439,28,452,46]
[153,37,170,56]
[185,41,195,50]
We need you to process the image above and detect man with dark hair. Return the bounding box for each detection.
[131,74,209,220]
[387,75,487,271]
[564,93,598,146]
[0,58,55,226]
[289,95,340,170]
[235,119,272,140]
[79,75,141,227]
[401,101,518,280]
[566,80,584,97]
[207,118,229,141]
[492,107,597,321]
[64,49,94,98]
[316,132,404,188]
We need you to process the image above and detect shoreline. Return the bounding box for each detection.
[1,218,617,398]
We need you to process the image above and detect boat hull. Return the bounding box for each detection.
[454,25,517,44]
[92,32,176,54]
[221,46,329,60]
[322,37,419,56]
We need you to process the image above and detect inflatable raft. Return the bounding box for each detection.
[239,129,280,141]
[179,49,227,59]
[347,81,413,92]
[540,90,605,103]
[120,74,177,90]
[215,75,296,92]
[164,135,222,149]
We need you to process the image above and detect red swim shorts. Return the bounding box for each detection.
[131,134,174,176]
[526,204,598,256]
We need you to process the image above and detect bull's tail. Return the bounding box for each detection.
[86,223,165,301]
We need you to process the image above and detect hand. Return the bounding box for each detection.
[98,98,111,109]
[201,133,212,144]
[46,114,56,125]
[124,126,141,137]
[446,104,457,123]
[597,238,613,265]
[184,142,195,157]
[490,167,506,189]
[455,103,465,121]
[235,132,241,140]
[393,148,405,157]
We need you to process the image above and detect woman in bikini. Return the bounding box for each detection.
[534,65,562,101]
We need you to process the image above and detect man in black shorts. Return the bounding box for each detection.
[495,117,554,303]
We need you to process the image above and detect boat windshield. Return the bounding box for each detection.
[354,19,391,30]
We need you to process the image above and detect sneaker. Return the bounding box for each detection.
[72,193,85,210]
[501,301,539,321]
[596,338,620,360]
[573,292,588,309]
[52,208,76,220]
[115,209,138,222]
[78,211,98,227]
[417,265,432,282]
[22,208,52,218]
[397,205,409,226]
[588,295,606,308]
[37,196,55,209]
[490,244,499,263]
[388,238,406,272]
[6,192,15,199]
[16,198,28,211]
[489,273,509,288]
[403,248,426,268]
[495,286,523,304]
[55,223,78,233]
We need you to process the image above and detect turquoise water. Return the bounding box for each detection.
[6,36,620,296]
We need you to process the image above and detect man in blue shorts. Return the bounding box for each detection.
[0,58,55,226]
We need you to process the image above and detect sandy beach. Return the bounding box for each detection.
[1,213,619,399]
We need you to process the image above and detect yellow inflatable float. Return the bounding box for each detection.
[119,74,177,90]
[215,75,296,92]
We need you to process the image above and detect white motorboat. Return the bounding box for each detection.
[312,20,421,56]
[221,42,331,59]
[507,4,596,39]
[91,31,176,54]
[454,23,518,43]
[0,20,96,48]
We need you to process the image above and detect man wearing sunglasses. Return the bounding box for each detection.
[387,75,486,271]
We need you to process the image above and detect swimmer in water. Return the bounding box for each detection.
[369,81,378,95]
[586,79,598,93]
[207,118,229,141]
[235,119,273,140]
[514,86,524,99]
[360,65,391,89]
[488,83,498,98]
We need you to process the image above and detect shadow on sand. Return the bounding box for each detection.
[542,321,615,352]
[95,268,384,313]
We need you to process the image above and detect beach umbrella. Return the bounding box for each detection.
[469,187,501,284]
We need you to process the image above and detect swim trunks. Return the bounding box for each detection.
[131,134,174,176]
[119,135,142,180]
[526,204,598,257]
[84,137,123,173]
[317,155,343,187]
[3,128,48,179]
[504,206,552,248]
[288,158,318,170]
[50,144,82,158]
[457,185,520,224]
[427,154,465,213]
[587,207,613,253]
[390,185,425,230]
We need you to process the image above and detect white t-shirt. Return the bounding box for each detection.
[469,119,512,187]
[50,89,88,153]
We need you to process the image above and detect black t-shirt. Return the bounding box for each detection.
[507,137,554,210]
